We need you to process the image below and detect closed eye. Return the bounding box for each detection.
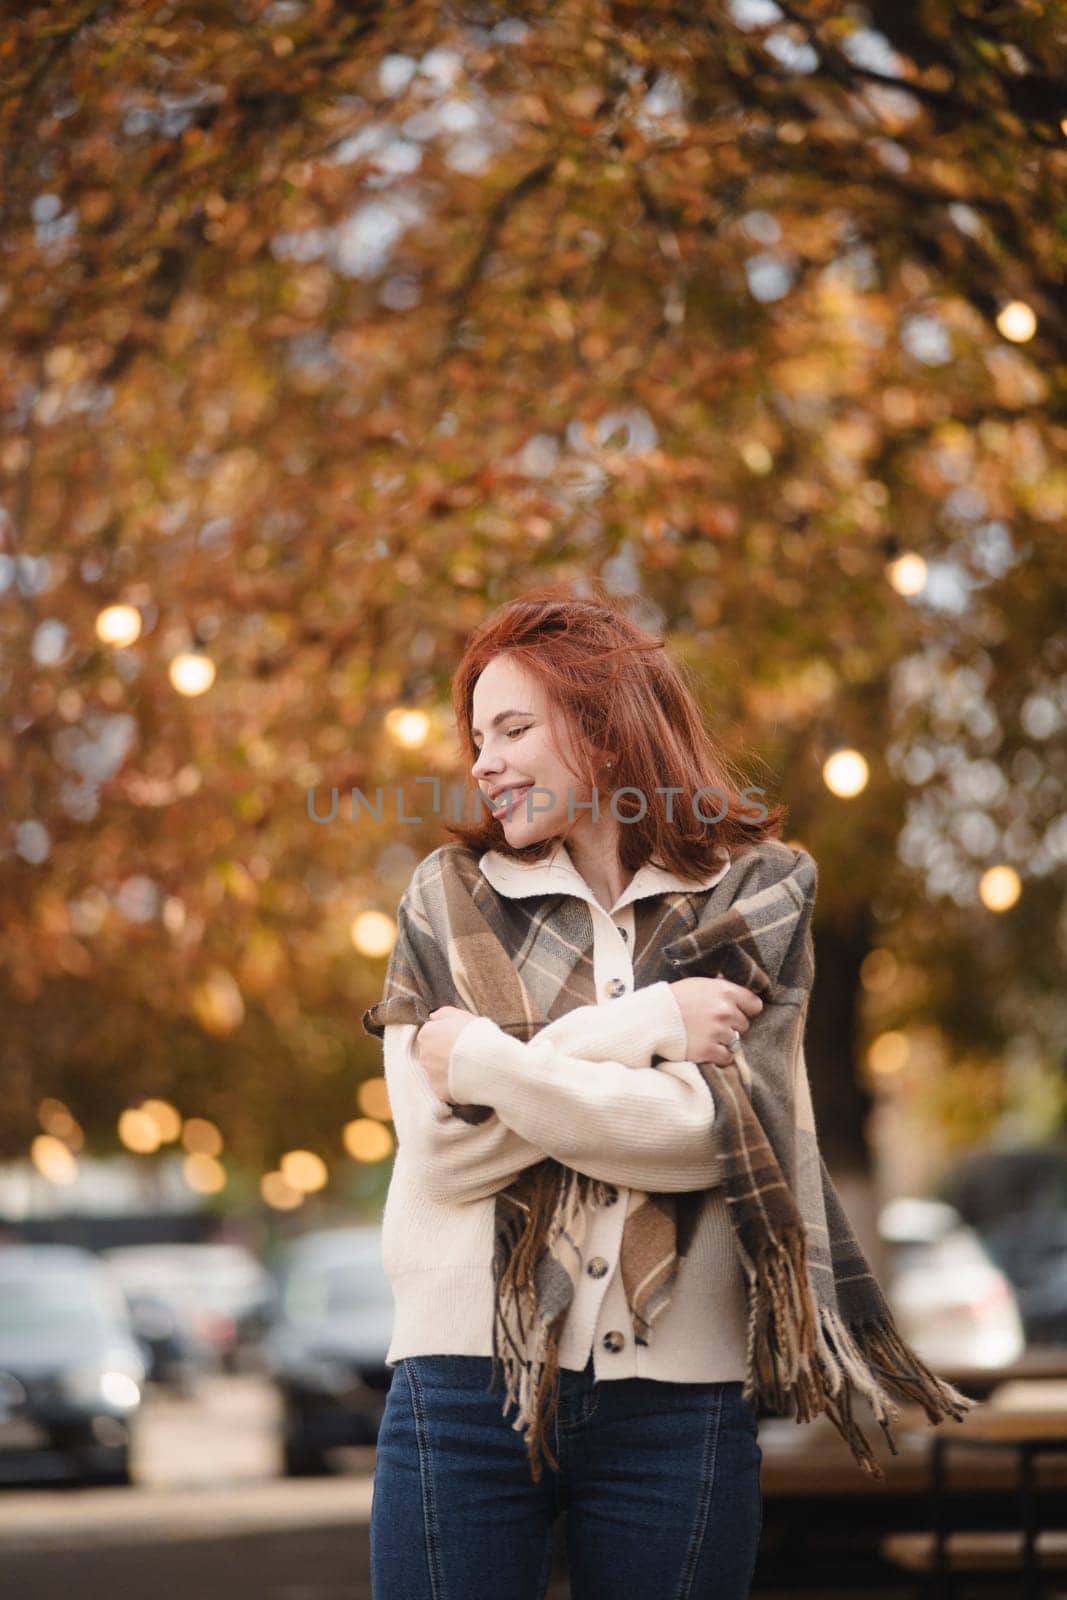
[473,724,530,752]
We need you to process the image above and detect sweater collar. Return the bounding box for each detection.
[478,840,732,917]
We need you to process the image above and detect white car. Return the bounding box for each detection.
[880,1197,1025,1370]
[101,1242,274,1373]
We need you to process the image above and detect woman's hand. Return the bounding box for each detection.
[414,1005,479,1101]
[669,976,764,1066]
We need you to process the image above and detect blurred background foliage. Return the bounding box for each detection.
[1,0,1065,1207]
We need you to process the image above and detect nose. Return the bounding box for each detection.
[471,745,502,782]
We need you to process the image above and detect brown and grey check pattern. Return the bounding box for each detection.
[364,839,973,1483]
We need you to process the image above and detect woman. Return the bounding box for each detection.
[362,592,967,1599]
[367,592,793,1600]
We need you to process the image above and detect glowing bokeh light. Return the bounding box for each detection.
[31,1134,78,1185]
[350,910,395,958]
[867,1031,911,1078]
[260,1170,304,1209]
[357,1076,392,1121]
[181,1117,224,1156]
[822,748,869,798]
[995,300,1036,343]
[886,553,927,597]
[280,1149,329,1193]
[343,1118,395,1162]
[117,1108,161,1153]
[169,652,216,696]
[182,1152,227,1193]
[979,864,1021,911]
[95,604,142,647]
[141,1098,182,1142]
[190,968,245,1035]
[38,1098,81,1143]
[384,707,431,749]
[860,949,899,994]
[740,440,773,475]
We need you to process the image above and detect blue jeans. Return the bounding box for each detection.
[370,1352,763,1599]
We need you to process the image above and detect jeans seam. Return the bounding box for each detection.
[557,1359,600,1437]
[404,1359,445,1600]
[535,1517,556,1600]
[674,1385,723,1600]
[754,1418,765,1550]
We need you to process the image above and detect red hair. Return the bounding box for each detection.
[443,584,786,880]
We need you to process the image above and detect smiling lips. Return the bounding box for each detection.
[491,785,531,817]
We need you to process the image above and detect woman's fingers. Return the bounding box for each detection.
[667,976,766,1064]
[725,983,764,1018]
[724,985,763,1036]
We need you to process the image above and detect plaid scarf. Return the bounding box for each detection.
[363,840,973,1483]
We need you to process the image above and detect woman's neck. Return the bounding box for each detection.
[564,825,633,913]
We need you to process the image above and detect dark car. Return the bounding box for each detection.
[977,1209,1067,1346]
[0,1244,145,1486]
[941,1143,1067,1346]
[119,1288,203,1399]
[261,1225,393,1476]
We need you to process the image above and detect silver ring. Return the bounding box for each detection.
[729,1029,741,1052]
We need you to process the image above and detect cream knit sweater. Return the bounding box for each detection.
[377,842,750,1383]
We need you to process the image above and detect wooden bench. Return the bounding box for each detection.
[883,1528,1067,1573]
[884,1404,1067,1598]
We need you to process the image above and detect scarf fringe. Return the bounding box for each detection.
[489,1166,609,1483]
[490,1184,975,1486]
[739,1228,976,1481]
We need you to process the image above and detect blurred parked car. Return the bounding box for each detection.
[260,1225,393,1476]
[0,1244,144,1485]
[942,1143,1067,1231]
[941,1143,1067,1347]
[978,1210,1067,1346]
[101,1241,274,1374]
[120,1288,203,1398]
[880,1197,1026,1371]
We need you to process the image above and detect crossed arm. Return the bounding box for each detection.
[382,981,724,1206]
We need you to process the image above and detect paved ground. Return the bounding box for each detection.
[0,1522,925,1600]
[2,1375,1064,1598]
[2,1519,1052,1600]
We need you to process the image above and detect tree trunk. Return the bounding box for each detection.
[807,912,885,1274]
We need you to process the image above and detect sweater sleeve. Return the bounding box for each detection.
[384,981,693,1206]
[384,1023,546,1206]
[512,979,690,1066]
[448,1017,723,1193]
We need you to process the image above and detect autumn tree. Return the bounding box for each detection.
[1,1,1064,1195]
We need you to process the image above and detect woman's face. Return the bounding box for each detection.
[470,655,605,845]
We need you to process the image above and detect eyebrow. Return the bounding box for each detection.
[471,709,535,738]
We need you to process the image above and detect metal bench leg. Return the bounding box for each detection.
[1020,1443,1039,1600]
[928,1435,952,1600]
